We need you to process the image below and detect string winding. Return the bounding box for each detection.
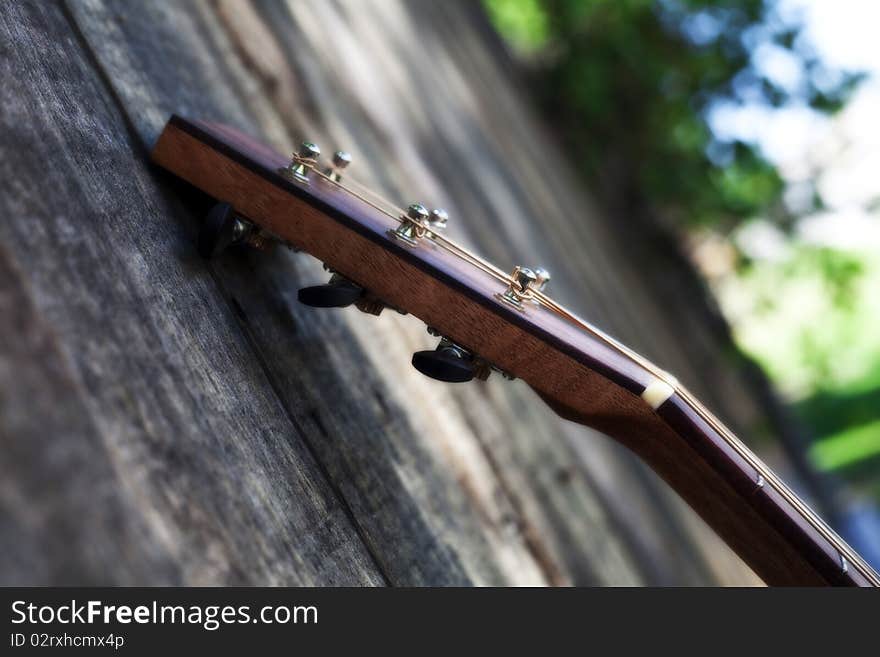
[308,160,879,584]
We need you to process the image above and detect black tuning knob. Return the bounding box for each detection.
[412,340,475,383]
[298,279,364,308]
[198,202,248,258]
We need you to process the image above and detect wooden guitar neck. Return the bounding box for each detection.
[542,389,877,585]
[151,116,879,586]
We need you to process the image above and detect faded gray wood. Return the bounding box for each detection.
[0,0,787,585]
[0,1,383,586]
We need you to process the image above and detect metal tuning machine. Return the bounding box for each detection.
[298,265,406,317]
[411,328,514,383]
[495,265,551,311]
[298,272,364,308]
[412,337,476,383]
[200,138,339,257]
[281,141,321,184]
[323,150,352,182]
[197,202,280,258]
[389,203,448,246]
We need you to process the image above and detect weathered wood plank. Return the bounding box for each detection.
[0,0,779,585]
[232,0,760,583]
[0,247,181,585]
[75,0,668,582]
[63,0,761,584]
[0,0,384,586]
[61,0,553,585]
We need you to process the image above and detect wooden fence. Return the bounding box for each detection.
[1,0,812,585]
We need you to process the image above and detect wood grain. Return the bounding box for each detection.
[0,1,383,586]
[0,0,832,585]
[63,0,653,585]
[154,118,874,585]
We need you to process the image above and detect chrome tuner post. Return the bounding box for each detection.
[197,202,264,259]
[390,203,429,245]
[281,141,321,184]
[197,202,300,258]
[428,208,448,234]
[495,265,551,310]
[390,204,448,245]
[324,150,352,182]
[533,267,551,292]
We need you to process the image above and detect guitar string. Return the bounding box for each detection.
[674,383,880,584]
[306,163,879,583]
[312,168,674,380]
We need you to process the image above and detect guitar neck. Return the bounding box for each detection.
[543,383,878,586]
[151,116,879,586]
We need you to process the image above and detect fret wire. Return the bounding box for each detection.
[675,385,880,584]
[310,163,880,584]
[543,284,879,581]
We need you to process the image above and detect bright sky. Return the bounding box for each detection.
[793,0,880,71]
[707,0,880,254]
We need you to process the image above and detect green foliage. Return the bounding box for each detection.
[810,420,880,472]
[485,0,880,491]
[714,238,880,490]
[726,244,876,399]
[483,0,861,229]
[483,0,550,51]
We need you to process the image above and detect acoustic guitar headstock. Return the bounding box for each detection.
[151,115,672,409]
[150,116,880,587]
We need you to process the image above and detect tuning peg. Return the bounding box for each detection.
[298,274,364,308]
[533,267,551,292]
[197,202,252,258]
[285,141,321,184]
[496,265,547,310]
[390,203,430,244]
[515,266,539,291]
[299,269,406,316]
[428,208,448,233]
[412,338,475,383]
[324,150,352,182]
